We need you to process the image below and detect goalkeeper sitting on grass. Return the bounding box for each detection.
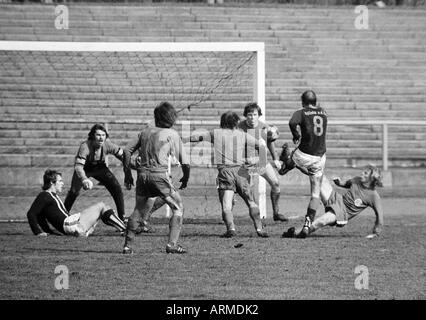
[27,169,126,237]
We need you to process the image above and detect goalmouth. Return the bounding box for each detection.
[0,41,267,219]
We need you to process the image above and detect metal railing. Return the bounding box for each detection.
[2,118,426,171]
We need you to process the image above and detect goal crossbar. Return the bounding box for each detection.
[0,41,264,53]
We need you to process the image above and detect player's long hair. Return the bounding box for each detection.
[154,102,178,128]
[366,164,383,188]
[243,102,262,117]
[301,90,317,107]
[220,111,240,130]
[88,123,109,141]
[42,169,62,190]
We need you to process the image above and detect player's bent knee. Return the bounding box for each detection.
[172,208,183,217]
[271,183,280,193]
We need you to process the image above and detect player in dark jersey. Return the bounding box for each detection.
[27,169,126,237]
[122,102,190,255]
[237,103,288,222]
[64,123,126,222]
[282,165,384,238]
[280,90,328,237]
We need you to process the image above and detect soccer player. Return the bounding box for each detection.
[237,103,288,222]
[27,169,126,237]
[122,102,190,255]
[279,90,328,238]
[282,165,384,238]
[64,123,126,222]
[189,111,269,238]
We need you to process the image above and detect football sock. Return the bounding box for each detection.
[306,197,321,222]
[168,213,183,246]
[249,206,262,231]
[222,209,235,231]
[270,191,280,216]
[101,209,126,232]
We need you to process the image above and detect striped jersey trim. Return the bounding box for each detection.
[47,191,69,218]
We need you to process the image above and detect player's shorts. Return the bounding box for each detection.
[216,166,255,202]
[63,213,95,237]
[292,148,326,177]
[136,170,176,198]
[324,190,348,227]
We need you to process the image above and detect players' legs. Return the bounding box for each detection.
[261,163,287,222]
[136,197,166,234]
[64,171,84,212]
[284,211,337,238]
[320,175,334,204]
[308,173,322,220]
[78,201,125,236]
[77,202,104,233]
[124,194,155,252]
[300,173,323,237]
[162,190,184,249]
[93,167,126,221]
[218,189,236,236]
[241,196,268,237]
[310,211,337,233]
[278,142,296,175]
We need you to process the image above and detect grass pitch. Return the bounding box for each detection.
[0,205,424,300]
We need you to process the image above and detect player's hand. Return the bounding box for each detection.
[332,177,342,186]
[82,178,93,190]
[179,164,190,190]
[124,174,134,190]
[273,159,282,169]
[179,177,188,190]
[292,138,299,145]
[37,232,48,237]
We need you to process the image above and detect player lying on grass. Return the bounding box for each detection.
[186,111,269,238]
[282,165,384,239]
[279,90,328,238]
[27,169,126,237]
[237,102,288,222]
[122,102,190,254]
[64,123,126,222]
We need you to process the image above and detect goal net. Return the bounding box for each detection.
[0,41,267,220]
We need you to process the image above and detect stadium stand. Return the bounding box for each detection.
[0,2,426,191]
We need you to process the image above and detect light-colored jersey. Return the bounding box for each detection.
[237,120,269,166]
[237,119,270,142]
[126,126,189,172]
[343,177,380,219]
[195,128,260,169]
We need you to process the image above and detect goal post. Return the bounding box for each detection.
[0,41,267,219]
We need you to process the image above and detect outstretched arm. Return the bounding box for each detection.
[333,177,352,189]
